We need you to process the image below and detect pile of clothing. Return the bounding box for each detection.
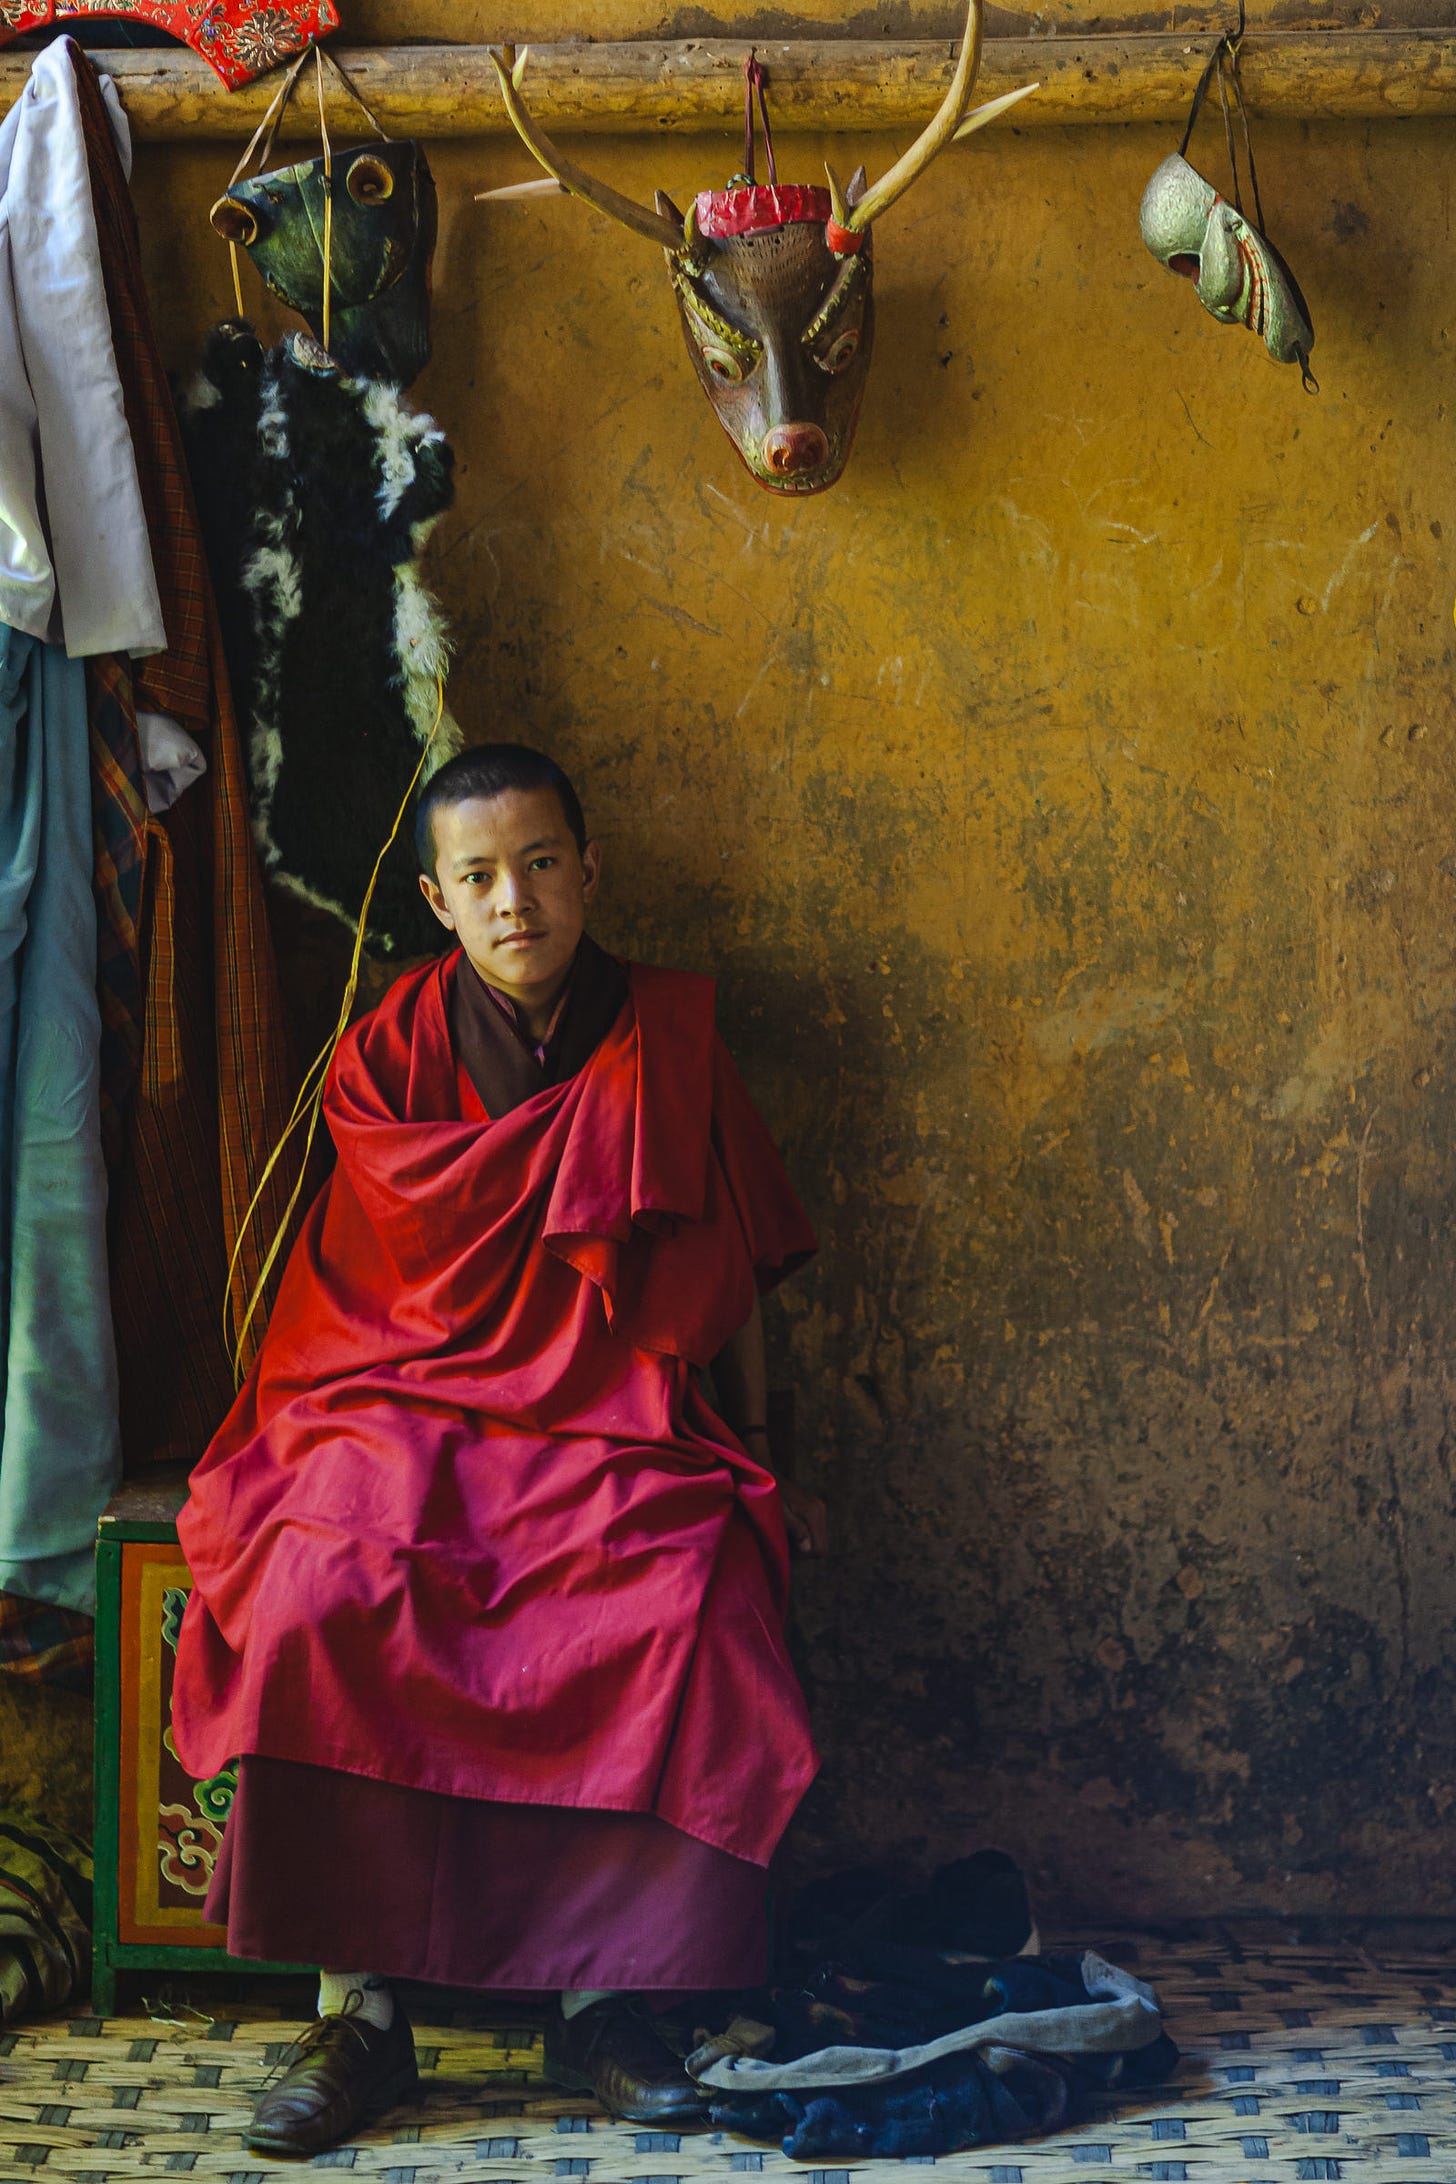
[681,1853,1178,2161]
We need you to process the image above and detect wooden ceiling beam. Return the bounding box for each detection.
[2,31,1454,137]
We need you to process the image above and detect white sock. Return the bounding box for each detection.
[318,1970,394,2029]
[561,1989,619,2020]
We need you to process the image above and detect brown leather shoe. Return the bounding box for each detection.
[245,2003,419,2156]
[543,1998,710,2126]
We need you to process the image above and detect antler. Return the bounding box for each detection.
[836,0,1037,233]
[952,81,1041,143]
[479,46,686,253]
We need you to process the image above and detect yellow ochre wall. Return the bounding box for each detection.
[127,50,1456,1919]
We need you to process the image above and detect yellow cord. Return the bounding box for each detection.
[316,45,334,357]
[226,672,448,1383]
[322,169,334,356]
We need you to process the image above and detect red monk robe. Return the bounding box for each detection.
[172,944,819,1991]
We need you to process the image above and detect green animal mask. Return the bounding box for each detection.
[210,46,437,390]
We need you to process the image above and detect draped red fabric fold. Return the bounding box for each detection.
[173,954,818,1869]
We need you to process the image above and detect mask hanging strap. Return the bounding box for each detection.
[227,42,312,193]
[743,50,755,180]
[1226,20,1266,236]
[215,43,313,320]
[1214,45,1243,217]
[315,43,391,142]
[741,50,778,188]
[1180,2,1254,221]
[315,44,335,355]
[755,56,777,187]
[1177,38,1226,161]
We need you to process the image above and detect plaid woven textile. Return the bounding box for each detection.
[86,658,147,1176]
[0,1593,93,1696]
[74,51,299,1465]
[0,1812,92,2026]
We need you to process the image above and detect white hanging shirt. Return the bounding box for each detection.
[0,40,165,658]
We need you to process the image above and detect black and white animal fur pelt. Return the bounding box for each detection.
[181,323,461,956]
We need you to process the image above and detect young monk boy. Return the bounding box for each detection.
[171,744,827,2157]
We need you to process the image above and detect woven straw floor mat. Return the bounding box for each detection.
[2,1930,1455,2182]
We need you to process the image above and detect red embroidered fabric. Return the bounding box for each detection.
[0,5,338,91]
[695,184,832,239]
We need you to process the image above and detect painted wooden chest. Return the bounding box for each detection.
[91,1469,302,2012]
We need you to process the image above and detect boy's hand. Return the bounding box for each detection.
[779,1479,828,1558]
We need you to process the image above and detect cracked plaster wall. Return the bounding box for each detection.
[120,97,1456,1919]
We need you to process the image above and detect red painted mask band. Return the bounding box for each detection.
[694,185,832,241]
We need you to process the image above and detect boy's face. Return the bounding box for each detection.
[420,787,601,1007]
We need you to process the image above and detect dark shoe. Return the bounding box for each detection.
[544,1998,710,2126]
[245,2002,419,2156]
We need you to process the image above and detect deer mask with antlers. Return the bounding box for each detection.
[479,5,1034,496]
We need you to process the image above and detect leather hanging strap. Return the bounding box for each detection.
[1178,0,1262,230]
[742,50,778,188]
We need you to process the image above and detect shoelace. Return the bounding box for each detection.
[260,1992,378,2093]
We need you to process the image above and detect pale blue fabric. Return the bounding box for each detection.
[0,623,120,1613]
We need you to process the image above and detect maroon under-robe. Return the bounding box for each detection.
[174,945,818,1987]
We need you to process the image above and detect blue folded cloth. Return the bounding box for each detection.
[694,1856,1178,2162]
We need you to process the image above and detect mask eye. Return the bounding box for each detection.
[347,154,395,206]
[700,343,747,384]
[816,326,860,374]
[210,194,259,246]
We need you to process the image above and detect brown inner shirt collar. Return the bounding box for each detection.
[477,948,579,1066]
[450,935,630,1119]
